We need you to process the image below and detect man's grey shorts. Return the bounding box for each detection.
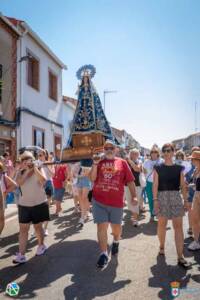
[92,199,123,224]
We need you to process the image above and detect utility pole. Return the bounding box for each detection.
[103,90,117,114]
[195,101,198,132]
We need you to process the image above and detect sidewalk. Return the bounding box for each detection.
[5,203,18,220]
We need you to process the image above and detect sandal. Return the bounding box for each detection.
[178,257,191,269]
[159,247,165,255]
[187,228,193,236]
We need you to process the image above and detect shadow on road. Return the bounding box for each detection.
[149,255,190,300]
[122,209,167,239]
[0,239,131,299]
[53,209,83,242]
[64,254,131,300]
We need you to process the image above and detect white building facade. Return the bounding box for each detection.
[0,15,67,159]
[16,20,67,157]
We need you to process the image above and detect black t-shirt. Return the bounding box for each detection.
[196,177,200,191]
[154,163,184,191]
[128,161,140,187]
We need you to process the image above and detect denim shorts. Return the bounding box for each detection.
[53,188,65,202]
[188,187,195,203]
[92,199,123,224]
[76,176,91,189]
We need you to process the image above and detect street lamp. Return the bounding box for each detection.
[103,90,117,114]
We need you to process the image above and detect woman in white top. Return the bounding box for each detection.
[143,147,162,221]
[13,151,49,264]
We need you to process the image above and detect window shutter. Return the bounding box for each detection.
[33,129,36,146]
[33,59,39,90]
[42,131,45,148]
[27,58,32,86]
[49,71,51,98]
[54,75,57,100]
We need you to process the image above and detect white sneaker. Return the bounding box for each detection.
[44,229,49,236]
[31,232,35,238]
[36,244,47,256]
[188,240,200,251]
[13,253,26,264]
[78,217,85,227]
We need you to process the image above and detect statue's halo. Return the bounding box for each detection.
[76,64,96,80]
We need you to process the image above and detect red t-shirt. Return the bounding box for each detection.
[53,165,67,189]
[93,158,134,208]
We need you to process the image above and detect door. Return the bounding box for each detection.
[54,135,62,160]
[0,140,11,156]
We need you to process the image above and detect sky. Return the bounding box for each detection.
[1,0,200,148]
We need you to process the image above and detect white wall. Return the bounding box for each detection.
[17,31,64,150]
[20,33,63,123]
[62,102,75,147]
[21,112,62,151]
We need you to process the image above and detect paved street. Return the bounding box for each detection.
[0,200,200,300]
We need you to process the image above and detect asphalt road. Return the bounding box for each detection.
[0,199,200,300]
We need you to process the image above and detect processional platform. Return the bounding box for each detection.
[61,65,114,162]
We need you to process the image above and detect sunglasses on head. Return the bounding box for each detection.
[163,148,172,153]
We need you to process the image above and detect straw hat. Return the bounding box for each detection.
[20,151,34,161]
[189,151,200,160]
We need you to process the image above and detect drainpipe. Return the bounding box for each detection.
[19,28,28,148]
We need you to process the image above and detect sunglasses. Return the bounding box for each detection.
[104,147,115,151]
[38,154,44,157]
[163,149,172,153]
[151,151,158,154]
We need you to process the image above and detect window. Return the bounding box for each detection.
[49,70,58,101]
[27,52,39,90]
[33,127,45,148]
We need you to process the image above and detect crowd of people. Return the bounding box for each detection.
[0,142,200,270]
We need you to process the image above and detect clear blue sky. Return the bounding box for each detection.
[1,0,200,148]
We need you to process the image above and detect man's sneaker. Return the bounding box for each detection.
[36,244,47,256]
[96,254,108,269]
[188,240,200,251]
[187,228,193,236]
[13,253,26,264]
[111,242,119,256]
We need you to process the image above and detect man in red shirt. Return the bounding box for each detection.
[90,140,137,269]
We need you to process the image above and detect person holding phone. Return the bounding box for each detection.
[13,151,49,264]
